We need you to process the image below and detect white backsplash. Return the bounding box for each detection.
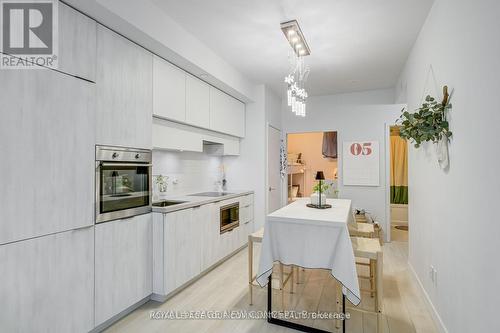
[152,150,223,199]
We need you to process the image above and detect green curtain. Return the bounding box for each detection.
[390,134,408,204]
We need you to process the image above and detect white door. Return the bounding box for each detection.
[267,125,282,213]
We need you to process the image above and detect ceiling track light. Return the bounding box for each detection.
[280,20,311,56]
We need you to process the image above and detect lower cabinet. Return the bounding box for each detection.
[95,214,152,326]
[0,227,94,333]
[153,206,206,297]
[153,194,254,301]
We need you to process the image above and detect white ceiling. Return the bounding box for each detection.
[152,0,434,97]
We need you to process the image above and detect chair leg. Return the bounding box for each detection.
[335,281,342,329]
[290,265,294,293]
[370,259,375,297]
[376,253,383,314]
[248,238,253,305]
[376,252,384,332]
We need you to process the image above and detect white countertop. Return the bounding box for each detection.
[152,190,254,214]
[267,198,353,227]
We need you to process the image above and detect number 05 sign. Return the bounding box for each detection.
[342,141,380,186]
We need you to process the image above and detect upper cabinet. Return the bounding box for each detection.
[152,57,245,138]
[96,25,153,149]
[186,74,210,128]
[209,88,245,137]
[153,56,186,122]
[58,3,97,81]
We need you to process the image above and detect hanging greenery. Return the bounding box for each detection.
[397,93,452,148]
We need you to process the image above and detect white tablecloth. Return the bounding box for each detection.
[256,198,361,305]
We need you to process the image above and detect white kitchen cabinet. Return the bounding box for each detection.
[153,207,203,298]
[200,203,221,270]
[153,118,203,152]
[95,214,152,326]
[96,25,152,149]
[58,2,96,81]
[209,87,245,137]
[153,55,186,122]
[0,69,95,245]
[186,74,210,128]
[0,227,94,333]
[202,132,240,156]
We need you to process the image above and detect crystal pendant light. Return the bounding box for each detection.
[281,20,310,117]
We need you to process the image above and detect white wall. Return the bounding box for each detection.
[395,0,500,332]
[282,89,404,240]
[224,85,282,230]
[152,150,222,198]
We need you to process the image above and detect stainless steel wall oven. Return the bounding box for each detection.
[95,145,152,223]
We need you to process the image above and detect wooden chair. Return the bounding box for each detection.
[248,228,295,306]
[348,222,376,238]
[350,236,384,333]
[355,212,384,245]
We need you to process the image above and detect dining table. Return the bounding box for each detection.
[256,198,361,333]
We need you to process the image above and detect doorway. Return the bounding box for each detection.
[286,131,338,203]
[389,126,409,241]
[267,125,282,214]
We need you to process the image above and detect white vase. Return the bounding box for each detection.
[310,192,326,206]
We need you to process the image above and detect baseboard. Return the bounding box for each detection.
[90,295,150,333]
[407,262,448,333]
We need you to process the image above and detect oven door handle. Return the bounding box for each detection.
[99,162,153,167]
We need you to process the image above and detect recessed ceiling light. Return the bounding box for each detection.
[280,20,311,56]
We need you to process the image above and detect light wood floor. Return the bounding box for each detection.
[105,241,437,333]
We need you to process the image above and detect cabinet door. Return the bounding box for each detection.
[95,214,152,326]
[96,25,152,149]
[152,118,203,152]
[0,69,94,245]
[153,56,186,122]
[186,75,210,128]
[0,227,94,333]
[162,208,200,293]
[174,208,201,287]
[58,2,96,81]
[209,88,245,137]
[200,204,219,271]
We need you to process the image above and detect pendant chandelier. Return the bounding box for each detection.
[281,20,311,117]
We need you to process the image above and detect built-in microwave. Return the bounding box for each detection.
[220,202,239,234]
[95,145,152,223]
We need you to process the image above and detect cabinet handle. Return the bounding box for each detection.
[243,204,251,208]
[244,220,250,224]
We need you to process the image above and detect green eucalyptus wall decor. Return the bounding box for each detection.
[397,86,452,148]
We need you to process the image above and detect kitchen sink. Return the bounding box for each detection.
[152,200,187,207]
